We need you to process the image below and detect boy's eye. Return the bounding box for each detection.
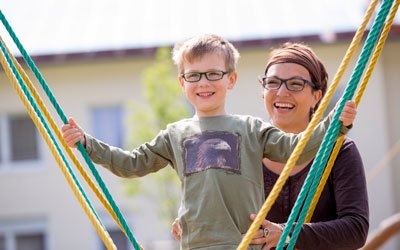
[185,73,201,80]
[206,71,223,79]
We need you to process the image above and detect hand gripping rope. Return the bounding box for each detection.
[0,10,142,250]
[238,0,399,249]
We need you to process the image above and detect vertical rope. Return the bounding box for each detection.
[237,0,379,248]
[305,0,400,223]
[280,0,394,249]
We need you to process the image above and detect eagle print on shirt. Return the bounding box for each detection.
[182,131,240,175]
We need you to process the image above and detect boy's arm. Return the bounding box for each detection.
[85,130,173,178]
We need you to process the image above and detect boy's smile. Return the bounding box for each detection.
[179,53,237,117]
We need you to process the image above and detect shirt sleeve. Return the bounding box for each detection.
[292,139,369,250]
[84,129,174,178]
[263,110,349,165]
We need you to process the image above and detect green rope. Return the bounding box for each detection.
[0,10,141,250]
[277,0,394,249]
[0,39,105,230]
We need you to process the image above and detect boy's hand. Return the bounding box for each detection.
[171,218,182,241]
[339,100,357,127]
[61,117,86,148]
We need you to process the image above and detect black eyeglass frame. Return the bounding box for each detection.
[181,70,231,83]
[258,76,320,92]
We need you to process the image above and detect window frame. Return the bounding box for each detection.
[95,214,133,250]
[90,105,125,148]
[0,219,48,250]
[0,114,44,172]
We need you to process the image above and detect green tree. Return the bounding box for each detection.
[124,47,190,226]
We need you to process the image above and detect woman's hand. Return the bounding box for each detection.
[245,214,284,250]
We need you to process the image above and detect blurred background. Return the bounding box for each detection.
[0,0,399,249]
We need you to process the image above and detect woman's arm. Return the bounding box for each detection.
[294,138,369,250]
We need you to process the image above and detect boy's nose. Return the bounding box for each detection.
[197,76,211,86]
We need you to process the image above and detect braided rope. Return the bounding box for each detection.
[0,37,126,234]
[0,40,116,250]
[305,0,400,223]
[237,0,379,248]
[282,1,394,249]
[0,10,142,250]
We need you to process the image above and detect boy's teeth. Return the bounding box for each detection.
[198,92,213,96]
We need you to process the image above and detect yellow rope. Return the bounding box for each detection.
[0,42,116,250]
[305,0,400,223]
[0,36,128,237]
[237,0,380,248]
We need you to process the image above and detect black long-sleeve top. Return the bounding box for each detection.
[263,138,369,250]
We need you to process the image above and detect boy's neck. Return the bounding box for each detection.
[194,111,228,118]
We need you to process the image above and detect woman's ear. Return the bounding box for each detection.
[313,89,323,107]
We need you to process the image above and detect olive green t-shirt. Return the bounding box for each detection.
[86,114,344,250]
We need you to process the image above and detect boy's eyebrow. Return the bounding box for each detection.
[184,68,226,73]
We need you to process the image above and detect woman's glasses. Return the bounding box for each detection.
[259,76,319,92]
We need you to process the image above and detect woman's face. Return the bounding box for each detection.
[264,63,322,133]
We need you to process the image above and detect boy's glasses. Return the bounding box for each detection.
[181,70,230,83]
[258,76,319,92]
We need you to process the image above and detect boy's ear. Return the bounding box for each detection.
[227,72,238,89]
[178,75,185,89]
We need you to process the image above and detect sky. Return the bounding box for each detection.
[1,0,397,56]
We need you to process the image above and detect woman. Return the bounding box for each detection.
[172,43,369,249]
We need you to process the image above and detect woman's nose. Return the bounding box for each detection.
[276,83,290,96]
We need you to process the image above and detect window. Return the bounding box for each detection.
[0,235,5,250]
[91,106,124,148]
[96,213,133,250]
[100,229,129,250]
[0,114,40,169]
[9,116,38,161]
[0,219,47,250]
[15,234,45,250]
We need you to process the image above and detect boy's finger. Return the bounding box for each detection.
[68,117,78,128]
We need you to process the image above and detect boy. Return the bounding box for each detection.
[62,34,356,249]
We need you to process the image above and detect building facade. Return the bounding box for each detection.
[0,37,399,249]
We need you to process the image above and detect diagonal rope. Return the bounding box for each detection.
[0,10,142,250]
[237,0,380,248]
[281,0,395,249]
[305,0,400,223]
[0,35,127,237]
[0,39,116,250]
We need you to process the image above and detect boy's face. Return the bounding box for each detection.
[178,53,237,117]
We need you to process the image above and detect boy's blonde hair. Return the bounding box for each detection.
[172,34,240,74]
